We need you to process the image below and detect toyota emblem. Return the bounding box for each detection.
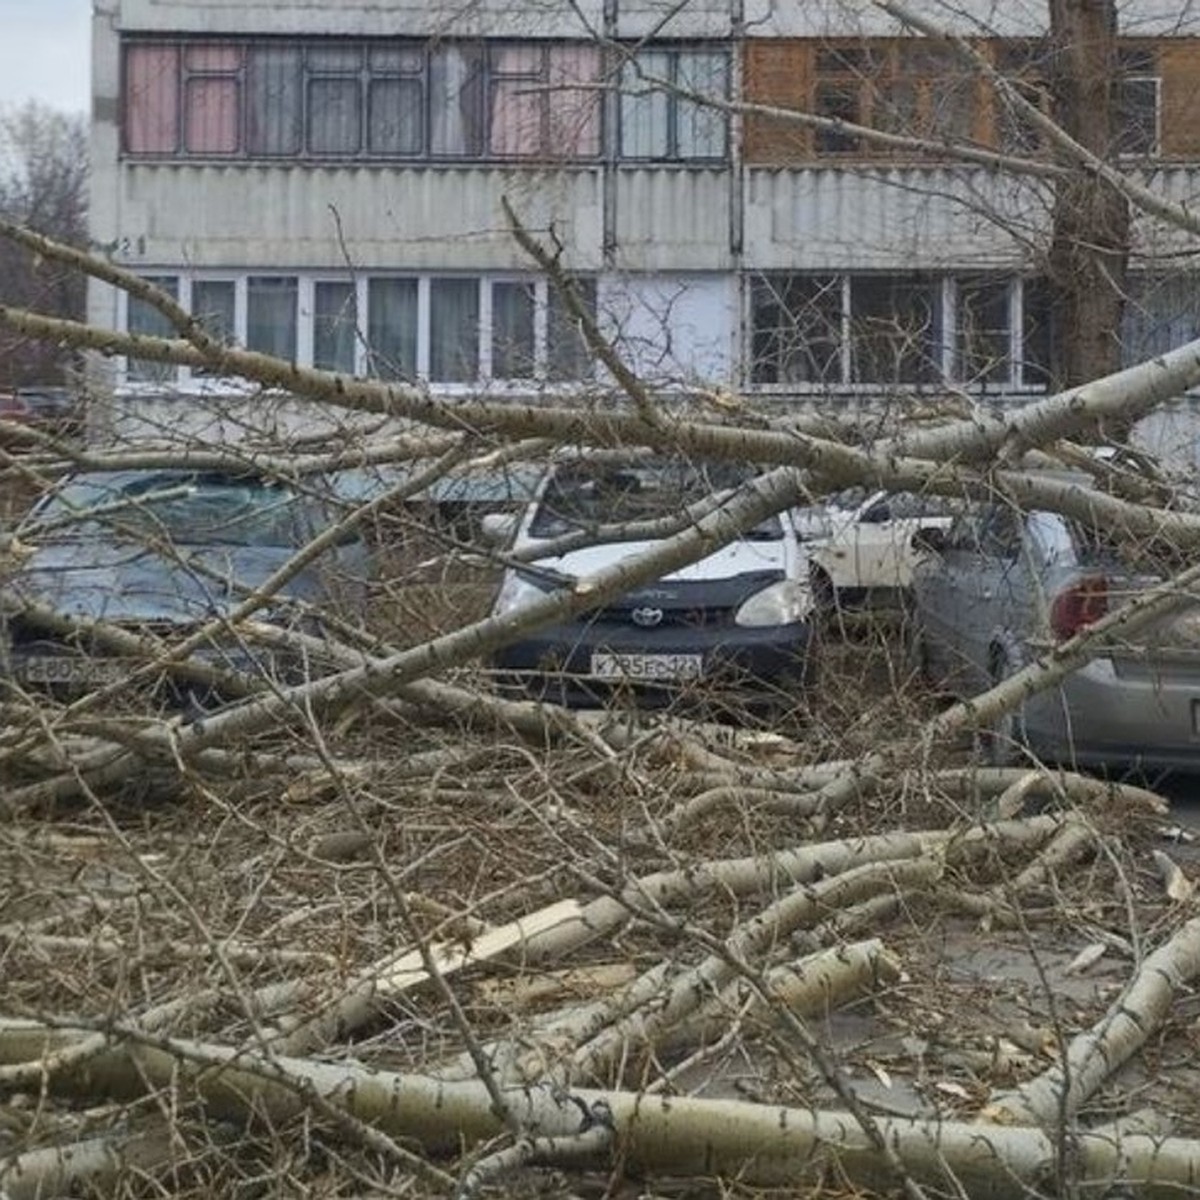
[631,606,664,628]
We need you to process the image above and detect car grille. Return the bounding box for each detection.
[583,605,732,630]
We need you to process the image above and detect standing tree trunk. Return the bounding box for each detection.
[1046,0,1131,400]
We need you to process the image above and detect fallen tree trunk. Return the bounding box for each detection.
[985,913,1200,1126]
[1,1022,1199,1198]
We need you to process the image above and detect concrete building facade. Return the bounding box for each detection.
[87,0,1200,437]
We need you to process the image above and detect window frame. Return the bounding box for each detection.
[618,43,730,164]
[746,271,1050,393]
[118,271,597,390]
[121,35,606,164]
[805,38,983,160]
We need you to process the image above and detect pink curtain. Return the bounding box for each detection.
[186,78,239,153]
[490,45,543,156]
[547,45,601,158]
[125,45,180,153]
[185,44,242,154]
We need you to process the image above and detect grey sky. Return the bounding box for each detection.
[0,0,90,113]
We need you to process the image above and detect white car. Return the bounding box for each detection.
[796,489,956,612]
[485,458,818,708]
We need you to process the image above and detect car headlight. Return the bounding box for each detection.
[492,570,552,617]
[734,579,810,628]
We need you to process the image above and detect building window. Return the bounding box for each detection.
[810,41,978,157]
[490,44,602,158]
[122,37,603,163]
[1116,47,1160,156]
[995,40,1160,158]
[492,281,536,379]
[993,41,1052,156]
[191,279,236,375]
[750,274,843,384]
[367,278,419,380]
[313,281,358,372]
[620,47,728,161]
[125,276,180,383]
[748,273,1047,390]
[247,276,298,362]
[429,278,480,382]
[745,37,1159,163]
[547,280,597,382]
[125,47,181,154]
[849,275,940,384]
[247,46,303,155]
[121,272,595,387]
[1120,274,1200,365]
[956,276,1011,385]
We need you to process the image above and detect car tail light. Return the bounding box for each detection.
[1050,576,1107,640]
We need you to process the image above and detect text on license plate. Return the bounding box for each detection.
[591,652,703,681]
[19,657,129,685]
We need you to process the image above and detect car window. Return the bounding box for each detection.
[530,460,783,541]
[1068,518,1177,577]
[977,506,1023,558]
[38,473,314,548]
[943,510,985,552]
[942,504,1021,557]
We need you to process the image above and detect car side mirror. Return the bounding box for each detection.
[911,526,946,555]
[480,512,518,546]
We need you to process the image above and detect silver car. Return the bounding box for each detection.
[0,470,371,701]
[910,497,1200,772]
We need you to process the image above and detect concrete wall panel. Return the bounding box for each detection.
[613,169,732,271]
[108,166,605,271]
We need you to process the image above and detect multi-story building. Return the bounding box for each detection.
[87,0,1200,440]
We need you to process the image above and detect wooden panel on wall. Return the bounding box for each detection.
[743,40,812,164]
[1160,41,1200,160]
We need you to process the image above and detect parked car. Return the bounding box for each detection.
[0,469,369,700]
[796,489,957,612]
[909,494,1200,772]
[486,457,817,710]
[0,387,82,444]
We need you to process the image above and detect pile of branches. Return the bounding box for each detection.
[3,215,1200,1198]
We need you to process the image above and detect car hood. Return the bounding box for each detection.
[6,540,303,624]
[531,536,793,584]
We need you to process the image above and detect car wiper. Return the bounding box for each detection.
[514,560,576,589]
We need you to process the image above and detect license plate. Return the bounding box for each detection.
[19,656,129,686]
[591,652,703,681]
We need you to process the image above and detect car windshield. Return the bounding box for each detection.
[529,460,783,540]
[36,473,311,548]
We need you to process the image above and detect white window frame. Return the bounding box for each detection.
[745,271,1050,395]
[118,269,595,391]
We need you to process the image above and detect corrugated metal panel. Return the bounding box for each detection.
[121,0,1200,38]
[119,164,605,269]
[742,0,1200,37]
[613,169,732,271]
[616,0,734,39]
[743,166,1052,270]
[117,0,605,39]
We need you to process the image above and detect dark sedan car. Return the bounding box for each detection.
[0,470,369,701]
[486,458,817,711]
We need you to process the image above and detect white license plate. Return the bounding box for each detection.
[19,656,129,686]
[591,652,703,681]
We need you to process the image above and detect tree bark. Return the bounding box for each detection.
[1047,0,1131,395]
